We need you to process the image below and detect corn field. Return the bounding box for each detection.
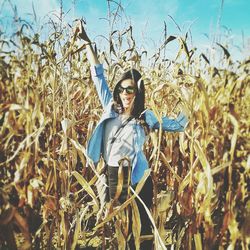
[0,3,249,250]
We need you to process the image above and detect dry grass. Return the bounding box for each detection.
[0,4,250,250]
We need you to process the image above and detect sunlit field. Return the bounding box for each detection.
[0,2,249,250]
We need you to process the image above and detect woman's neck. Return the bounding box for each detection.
[123,108,132,116]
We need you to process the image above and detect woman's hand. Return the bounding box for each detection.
[72,19,100,66]
[73,19,91,43]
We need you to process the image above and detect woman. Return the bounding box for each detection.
[74,20,188,249]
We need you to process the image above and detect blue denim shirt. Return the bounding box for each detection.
[87,64,188,184]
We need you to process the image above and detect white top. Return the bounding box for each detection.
[103,115,136,167]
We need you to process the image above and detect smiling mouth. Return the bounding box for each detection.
[122,97,132,105]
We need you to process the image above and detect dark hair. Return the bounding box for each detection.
[113,68,145,119]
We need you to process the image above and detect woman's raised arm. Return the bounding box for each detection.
[73,20,112,108]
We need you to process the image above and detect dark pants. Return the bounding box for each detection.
[130,176,153,250]
[107,165,130,204]
[106,166,153,249]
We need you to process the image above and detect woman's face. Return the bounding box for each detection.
[118,79,136,113]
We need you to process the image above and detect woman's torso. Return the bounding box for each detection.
[103,114,136,167]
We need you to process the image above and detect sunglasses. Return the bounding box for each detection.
[118,85,136,94]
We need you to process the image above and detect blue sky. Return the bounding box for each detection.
[0,0,249,60]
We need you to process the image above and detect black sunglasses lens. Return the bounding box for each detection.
[126,87,135,94]
[118,86,124,93]
[118,86,135,94]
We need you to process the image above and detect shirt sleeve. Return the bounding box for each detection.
[162,112,188,131]
[145,110,188,132]
[90,64,112,109]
